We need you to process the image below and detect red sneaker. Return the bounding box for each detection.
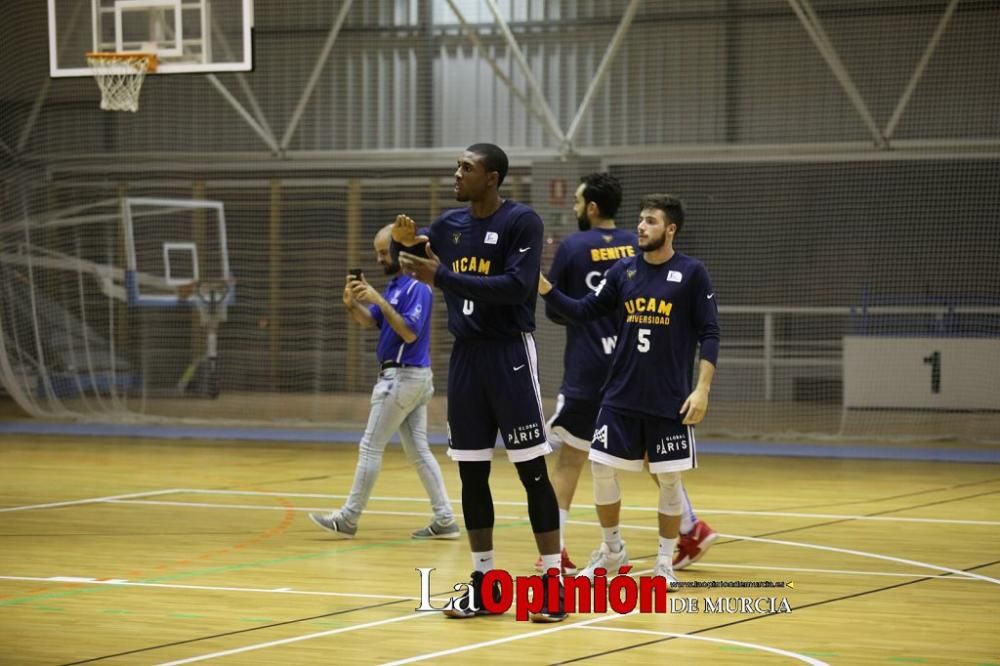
[534,547,579,575]
[673,519,718,570]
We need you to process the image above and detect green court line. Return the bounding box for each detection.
[719,646,758,653]
[100,608,131,614]
[170,613,207,619]
[31,606,64,612]
[888,658,928,664]
[0,519,531,608]
[803,652,840,657]
[239,617,276,623]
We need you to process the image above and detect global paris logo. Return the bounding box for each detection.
[414,567,792,621]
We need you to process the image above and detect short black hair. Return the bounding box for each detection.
[579,172,623,219]
[466,143,509,186]
[639,193,686,234]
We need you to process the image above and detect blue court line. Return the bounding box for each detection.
[0,420,996,464]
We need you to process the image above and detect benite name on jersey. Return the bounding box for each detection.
[507,423,542,445]
[452,256,491,275]
[590,245,635,262]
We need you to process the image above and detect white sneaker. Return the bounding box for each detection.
[653,560,680,592]
[578,542,629,580]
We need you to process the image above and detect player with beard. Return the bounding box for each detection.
[542,174,718,574]
[539,194,720,587]
[310,224,458,541]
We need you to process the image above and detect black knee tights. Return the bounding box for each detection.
[515,457,559,534]
[458,460,494,530]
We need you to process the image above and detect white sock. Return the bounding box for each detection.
[679,486,696,535]
[540,552,562,576]
[558,508,569,549]
[659,536,677,561]
[472,550,494,574]
[602,526,623,553]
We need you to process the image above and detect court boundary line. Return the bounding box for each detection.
[105,498,525,521]
[378,611,829,666]
[685,562,982,580]
[596,522,997,584]
[153,612,430,665]
[0,488,180,513]
[161,488,1000,527]
[719,532,1000,585]
[0,575,422,601]
[9,485,994,527]
[578,625,828,665]
[5,489,993,588]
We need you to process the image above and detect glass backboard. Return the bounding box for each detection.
[48,0,253,77]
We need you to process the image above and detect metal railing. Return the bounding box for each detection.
[718,305,1000,401]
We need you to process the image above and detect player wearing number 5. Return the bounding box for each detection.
[539,193,720,588]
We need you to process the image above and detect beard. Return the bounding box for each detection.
[639,232,666,252]
[576,211,591,231]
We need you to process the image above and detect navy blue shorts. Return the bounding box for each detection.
[447,334,550,463]
[589,405,697,473]
[546,394,601,451]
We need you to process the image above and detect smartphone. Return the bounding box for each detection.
[348,268,364,281]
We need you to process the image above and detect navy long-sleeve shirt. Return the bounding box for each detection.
[542,252,720,419]
[546,228,639,400]
[428,201,543,340]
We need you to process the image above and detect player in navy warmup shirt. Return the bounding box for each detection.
[541,173,636,574]
[540,193,720,587]
[541,174,718,574]
[395,143,566,623]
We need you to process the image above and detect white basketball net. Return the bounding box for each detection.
[86,53,156,112]
[191,279,234,325]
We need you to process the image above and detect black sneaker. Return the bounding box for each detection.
[529,572,568,623]
[443,571,504,619]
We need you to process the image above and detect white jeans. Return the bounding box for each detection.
[341,366,454,524]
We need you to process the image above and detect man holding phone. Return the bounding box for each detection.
[310,224,458,540]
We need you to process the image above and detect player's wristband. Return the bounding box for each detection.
[391,239,428,259]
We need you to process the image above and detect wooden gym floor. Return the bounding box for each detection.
[0,434,998,664]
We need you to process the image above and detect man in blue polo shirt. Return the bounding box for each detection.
[310,224,458,540]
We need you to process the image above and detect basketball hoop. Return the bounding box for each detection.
[175,281,197,302]
[177,278,234,400]
[85,52,158,112]
[190,279,235,326]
